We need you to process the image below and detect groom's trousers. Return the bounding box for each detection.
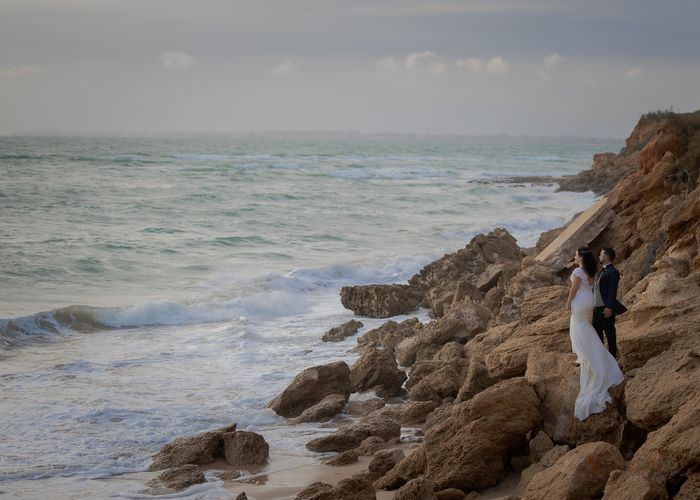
[593,306,617,358]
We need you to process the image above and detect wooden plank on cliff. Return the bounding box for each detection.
[535,197,613,270]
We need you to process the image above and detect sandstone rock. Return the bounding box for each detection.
[510,454,531,473]
[528,431,554,463]
[436,488,467,500]
[149,423,237,471]
[374,400,440,426]
[628,391,700,487]
[305,475,376,500]
[324,449,359,466]
[625,346,700,430]
[290,393,348,424]
[145,464,206,494]
[676,473,700,500]
[525,351,625,447]
[355,436,387,456]
[322,319,363,342]
[518,445,570,492]
[524,442,624,500]
[217,470,242,481]
[345,398,386,416]
[394,477,437,500]
[340,284,421,318]
[356,318,422,350]
[235,493,248,500]
[295,482,333,499]
[518,285,568,323]
[368,448,405,480]
[409,364,464,402]
[268,361,352,418]
[222,431,269,466]
[424,378,541,491]
[306,415,400,453]
[639,129,683,174]
[351,348,407,397]
[374,446,426,491]
[601,470,668,500]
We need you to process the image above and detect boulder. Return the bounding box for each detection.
[351,348,407,397]
[145,464,206,494]
[149,423,237,471]
[394,477,437,500]
[235,493,248,500]
[340,284,421,318]
[374,446,426,491]
[628,391,700,487]
[519,445,570,492]
[322,319,363,342]
[676,473,700,500]
[639,129,683,174]
[295,482,333,499]
[290,393,348,424]
[303,475,376,500]
[409,364,464,402]
[528,431,554,464]
[368,448,405,480]
[268,361,352,418]
[355,436,387,456]
[435,488,468,500]
[356,318,422,350]
[525,351,625,447]
[524,442,624,500]
[424,378,541,491]
[601,470,668,500]
[345,398,386,416]
[222,431,269,466]
[374,400,440,426]
[306,414,400,453]
[625,347,700,430]
[324,449,359,466]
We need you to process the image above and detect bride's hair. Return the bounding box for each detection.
[577,246,598,279]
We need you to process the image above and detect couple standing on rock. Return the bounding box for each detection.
[566,247,625,421]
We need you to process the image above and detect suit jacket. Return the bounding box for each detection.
[598,264,627,315]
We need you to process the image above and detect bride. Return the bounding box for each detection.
[566,247,624,420]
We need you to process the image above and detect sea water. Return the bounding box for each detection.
[0,134,621,497]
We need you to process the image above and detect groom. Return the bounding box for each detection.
[592,247,627,358]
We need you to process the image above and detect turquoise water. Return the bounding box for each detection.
[0,134,621,497]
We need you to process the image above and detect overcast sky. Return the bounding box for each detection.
[1,0,699,136]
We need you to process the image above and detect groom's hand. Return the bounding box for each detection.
[604,307,612,318]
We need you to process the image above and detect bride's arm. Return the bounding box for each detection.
[566,274,581,313]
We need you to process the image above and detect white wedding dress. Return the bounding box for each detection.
[569,267,624,420]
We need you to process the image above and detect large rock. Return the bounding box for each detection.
[295,482,333,499]
[524,442,624,500]
[519,445,570,492]
[625,346,700,431]
[222,430,269,466]
[149,423,237,471]
[290,393,348,424]
[145,464,206,494]
[409,364,464,402]
[322,319,363,342]
[340,284,421,318]
[676,473,700,500]
[268,361,352,418]
[302,475,376,500]
[601,470,668,500]
[351,348,407,397]
[357,318,422,350]
[423,378,541,491]
[639,129,683,174]
[374,446,427,491]
[628,391,700,487]
[368,448,405,480]
[394,477,437,500]
[373,400,440,426]
[525,351,625,447]
[306,414,400,453]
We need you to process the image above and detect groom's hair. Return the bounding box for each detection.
[602,247,616,262]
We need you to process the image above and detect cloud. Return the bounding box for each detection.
[377,51,446,74]
[159,51,196,71]
[271,59,298,76]
[454,56,509,74]
[543,53,565,68]
[0,65,45,79]
[625,67,642,79]
[376,56,401,71]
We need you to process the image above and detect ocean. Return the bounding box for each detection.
[0,134,621,497]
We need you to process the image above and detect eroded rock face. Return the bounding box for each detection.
[306,414,400,453]
[424,377,541,491]
[303,475,376,500]
[374,447,427,491]
[528,431,554,464]
[368,448,405,481]
[628,391,700,487]
[222,430,269,466]
[268,361,352,418]
[351,347,407,397]
[519,445,570,492]
[295,482,333,499]
[524,351,625,447]
[356,318,422,351]
[149,423,237,471]
[145,464,206,495]
[355,436,387,456]
[639,129,683,174]
[601,470,668,500]
[524,442,624,500]
[394,477,437,500]
[290,393,348,424]
[373,400,440,426]
[340,284,422,318]
[625,346,700,431]
[675,473,700,500]
[324,449,359,466]
[322,319,364,342]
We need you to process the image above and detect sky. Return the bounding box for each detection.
[1,0,699,137]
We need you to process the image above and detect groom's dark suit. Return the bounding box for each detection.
[592,264,627,358]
